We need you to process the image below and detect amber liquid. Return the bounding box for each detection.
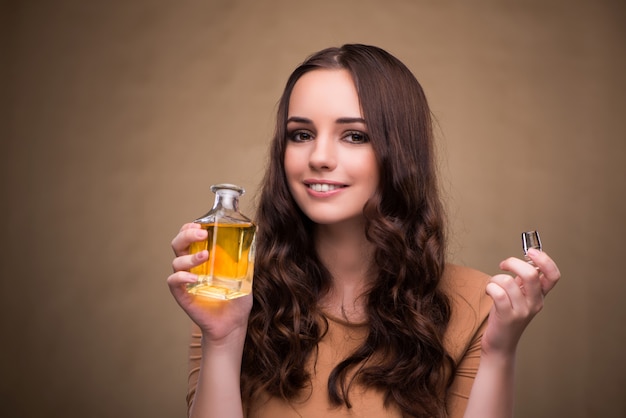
[187,222,256,299]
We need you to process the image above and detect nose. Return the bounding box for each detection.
[308,135,337,171]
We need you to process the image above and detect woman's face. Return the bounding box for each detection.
[284,69,379,226]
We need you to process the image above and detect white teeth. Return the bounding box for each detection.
[309,183,341,192]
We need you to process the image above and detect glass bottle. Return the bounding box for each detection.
[187,184,256,300]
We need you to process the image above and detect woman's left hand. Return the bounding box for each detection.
[482,249,561,356]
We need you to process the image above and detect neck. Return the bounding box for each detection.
[314,220,375,322]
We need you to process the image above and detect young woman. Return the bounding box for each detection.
[168,44,561,418]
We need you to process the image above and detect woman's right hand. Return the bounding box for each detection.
[167,223,253,344]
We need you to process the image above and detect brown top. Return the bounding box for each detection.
[187,264,492,417]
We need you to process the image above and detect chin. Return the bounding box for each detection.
[303,212,366,227]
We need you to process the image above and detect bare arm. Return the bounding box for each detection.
[463,249,560,418]
[168,223,252,418]
[189,324,248,418]
[462,348,516,417]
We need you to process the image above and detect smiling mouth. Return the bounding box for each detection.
[307,183,345,192]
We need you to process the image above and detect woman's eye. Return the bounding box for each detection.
[288,130,313,142]
[344,131,369,144]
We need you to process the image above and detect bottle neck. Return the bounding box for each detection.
[213,191,240,212]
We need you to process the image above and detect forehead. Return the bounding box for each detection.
[288,69,362,118]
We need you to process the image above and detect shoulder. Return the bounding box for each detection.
[439,264,493,359]
[440,264,491,300]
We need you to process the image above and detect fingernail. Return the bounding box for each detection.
[527,248,541,257]
[195,229,207,238]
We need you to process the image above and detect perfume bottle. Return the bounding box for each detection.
[521,230,542,266]
[187,184,256,300]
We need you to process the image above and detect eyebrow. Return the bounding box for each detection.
[286,116,367,125]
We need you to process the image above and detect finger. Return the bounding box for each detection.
[489,274,527,314]
[171,224,207,256]
[499,257,543,304]
[167,270,198,288]
[526,249,561,295]
[166,271,198,312]
[495,270,543,318]
[485,280,513,313]
[179,222,201,233]
[172,250,209,273]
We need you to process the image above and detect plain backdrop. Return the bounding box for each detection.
[1,1,625,417]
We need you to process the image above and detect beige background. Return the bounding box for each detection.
[1,1,625,417]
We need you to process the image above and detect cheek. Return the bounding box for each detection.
[358,154,380,191]
[370,169,380,191]
[283,151,294,177]
[284,148,303,183]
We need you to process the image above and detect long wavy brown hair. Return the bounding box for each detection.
[241,44,454,417]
